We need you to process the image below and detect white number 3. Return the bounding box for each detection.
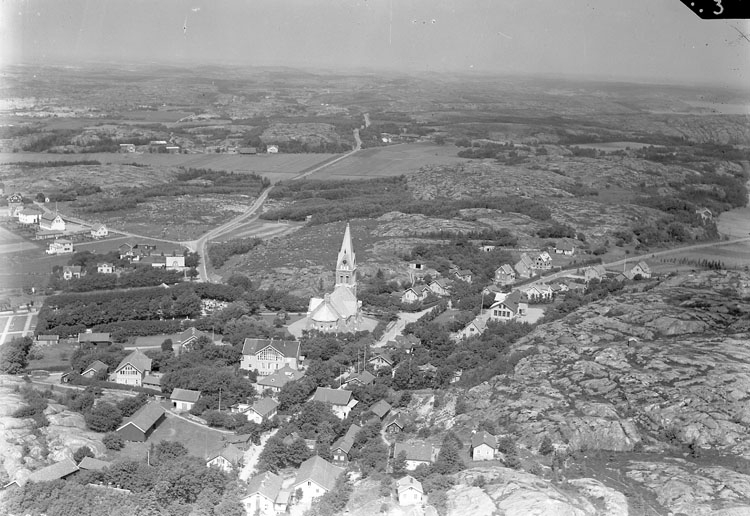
[713,0,724,15]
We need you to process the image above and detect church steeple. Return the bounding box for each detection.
[335,222,356,294]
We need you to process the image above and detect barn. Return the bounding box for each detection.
[115,402,166,442]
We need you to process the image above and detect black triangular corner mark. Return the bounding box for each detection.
[678,0,750,19]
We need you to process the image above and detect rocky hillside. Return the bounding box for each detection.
[446,270,750,515]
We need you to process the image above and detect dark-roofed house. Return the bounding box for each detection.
[206,445,244,473]
[77,457,110,471]
[312,387,358,420]
[453,269,473,283]
[626,261,651,280]
[116,402,165,442]
[401,285,430,304]
[177,327,211,353]
[78,332,112,346]
[368,352,394,371]
[514,253,535,279]
[111,349,152,387]
[142,374,162,390]
[27,458,79,483]
[494,264,516,286]
[225,434,253,450]
[256,365,306,394]
[393,441,436,471]
[35,334,59,347]
[453,316,488,341]
[170,388,201,411]
[344,370,375,387]
[241,338,301,375]
[584,265,607,283]
[293,456,343,504]
[471,431,498,461]
[385,413,406,433]
[242,471,288,516]
[428,278,453,297]
[63,266,83,280]
[81,360,108,378]
[554,241,575,255]
[370,400,392,420]
[331,424,361,466]
[39,212,65,231]
[245,398,279,425]
[488,291,527,322]
[397,475,424,506]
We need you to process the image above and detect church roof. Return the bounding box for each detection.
[309,285,358,323]
[337,222,356,272]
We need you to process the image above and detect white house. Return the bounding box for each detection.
[626,261,651,280]
[97,263,114,274]
[521,284,553,302]
[62,265,83,280]
[532,251,552,270]
[401,285,430,304]
[494,264,516,285]
[267,145,279,154]
[453,316,488,341]
[292,456,343,505]
[312,387,358,420]
[165,255,185,270]
[39,212,65,231]
[206,445,243,473]
[583,265,607,283]
[243,398,279,425]
[242,472,288,516]
[46,239,73,255]
[170,388,201,411]
[471,431,498,461]
[488,291,527,322]
[554,241,575,255]
[397,475,424,506]
[393,442,436,471]
[241,338,301,375]
[18,207,43,224]
[91,224,108,238]
[111,349,152,387]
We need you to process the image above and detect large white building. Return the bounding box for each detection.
[306,223,362,333]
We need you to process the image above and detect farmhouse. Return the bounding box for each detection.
[494,264,516,285]
[292,456,343,504]
[583,265,607,283]
[27,458,79,484]
[488,291,527,322]
[331,424,361,466]
[312,387,358,420]
[554,241,575,255]
[241,338,301,375]
[255,365,305,394]
[111,349,152,386]
[206,445,244,472]
[306,223,362,333]
[90,224,108,238]
[97,263,114,274]
[471,431,498,461]
[170,388,201,411]
[428,278,453,297]
[18,207,42,224]
[39,212,66,231]
[626,261,651,280]
[369,399,392,419]
[397,475,424,506]
[242,471,288,516]
[46,239,73,255]
[393,441,436,470]
[266,144,279,154]
[115,402,166,442]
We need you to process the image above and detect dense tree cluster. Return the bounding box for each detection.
[0,336,34,374]
[208,237,262,268]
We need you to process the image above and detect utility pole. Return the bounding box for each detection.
[218,386,222,411]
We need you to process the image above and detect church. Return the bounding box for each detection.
[306,223,363,333]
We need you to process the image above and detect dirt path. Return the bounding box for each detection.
[238,428,278,481]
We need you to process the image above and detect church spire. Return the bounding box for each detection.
[335,222,356,293]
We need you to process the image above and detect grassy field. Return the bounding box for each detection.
[311,143,466,180]
[26,340,75,371]
[655,241,750,271]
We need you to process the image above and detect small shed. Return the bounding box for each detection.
[116,402,166,442]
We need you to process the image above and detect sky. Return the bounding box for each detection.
[1,0,749,87]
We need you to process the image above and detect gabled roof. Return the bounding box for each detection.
[178,326,207,343]
[556,241,575,251]
[115,349,152,374]
[332,424,361,455]
[63,266,82,273]
[430,278,453,289]
[313,387,353,406]
[244,471,283,502]
[207,444,244,464]
[36,335,59,341]
[41,212,63,222]
[490,290,524,314]
[370,399,392,419]
[117,402,165,434]
[77,457,110,471]
[465,317,487,334]
[386,413,406,429]
[83,360,108,375]
[294,456,343,492]
[28,458,78,483]
[92,224,107,231]
[346,370,375,386]
[257,366,305,388]
[518,253,535,268]
[471,430,497,449]
[397,475,423,496]
[20,207,42,215]
[368,352,394,366]
[250,397,279,418]
[635,261,650,273]
[170,388,201,403]
[455,269,472,278]
[496,264,515,275]
[394,441,433,463]
[142,374,161,386]
[242,338,301,358]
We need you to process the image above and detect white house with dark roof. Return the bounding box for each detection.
[453,269,473,283]
[206,444,244,472]
[532,251,553,270]
[78,332,112,346]
[241,338,301,375]
[81,360,108,378]
[626,261,651,280]
[428,278,453,297]
[369,399,392,419]
[18,207,43,224]
[27,458,79,484]
[401,285,430,304]
[453,316,488,341]
[312,387,358,420]
[62,265,83,280]
[111,349,152,387]
[494,264,516,285]
[170,388,201,411]
[344,370,375,387]
[242,471,287,516]
[488,291,527,322]
[554,241,575,255]
[39,212,65,231]
[97,263,114,274]
[583,265,607,283]
[243,397,279,424]
[331,424,361,466]
[292,456,343,505]
[471,431,498,461]
[368,352,394,371]
[397,475,424,506]
[393,441,437,470]
[90,224,108,238]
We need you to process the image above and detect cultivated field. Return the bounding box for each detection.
[0,312,37,345]
[310,142,466,180]
[573,141,663,151]
[25,340,75,371]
